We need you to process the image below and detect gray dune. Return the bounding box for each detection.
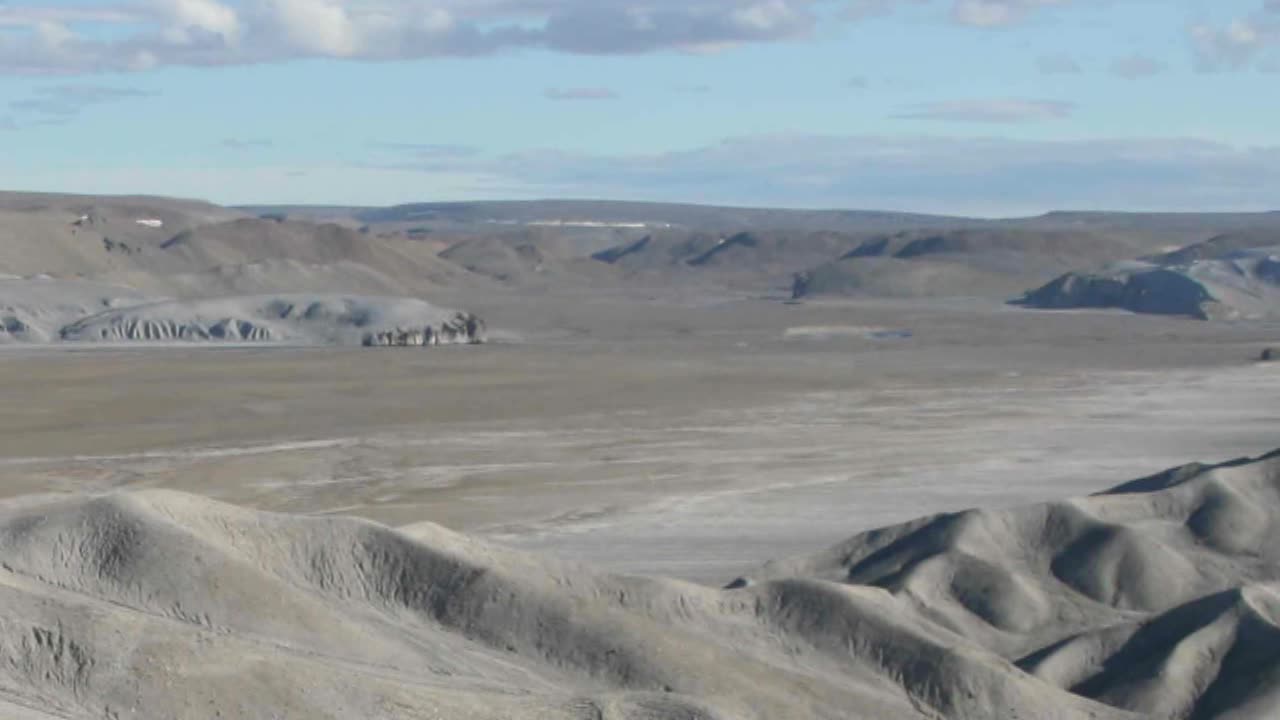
[0,451,1278,718]
[747,449,1280,719]
[0,490,1125,720]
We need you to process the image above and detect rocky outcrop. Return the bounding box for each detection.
[590,235,651,264]
[361,313,485,347]
[58,295,486,347]
[1016,266,1218,319]
[0,315,30,338]
[63,317,274,343]
[1016,248,1280,320]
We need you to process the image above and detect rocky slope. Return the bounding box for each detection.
[791,228,1169,300]
[0,193,490,348]
[1,451,1278,718]
[747,449,1280,719]
[58,295,485,346]
[1016,231,1280,319]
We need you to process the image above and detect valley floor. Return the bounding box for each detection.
[2,294,1277,582]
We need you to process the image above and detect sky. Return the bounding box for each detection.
[0,0,1278,215]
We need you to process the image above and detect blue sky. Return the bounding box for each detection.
[1,0,1278,215]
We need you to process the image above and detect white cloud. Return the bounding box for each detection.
[1191,2,1280,70]
[264,0,359,56]
[0,0,823,72]
[0,0,1094,74]
[951,0,1067,27]
[161,0,241,45]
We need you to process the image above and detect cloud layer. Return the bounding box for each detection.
[0,0,1085,74]
[1191,1,1280,70]
[4,1,1273,75]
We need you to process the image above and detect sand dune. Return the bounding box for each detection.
[0,451,1277,718]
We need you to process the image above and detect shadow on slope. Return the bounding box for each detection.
[747,449,1280,719]
[0,485,1133,719]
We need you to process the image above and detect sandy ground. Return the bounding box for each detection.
[2,294,1277,582]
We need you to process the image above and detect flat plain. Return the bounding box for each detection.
[4,290,1276,581]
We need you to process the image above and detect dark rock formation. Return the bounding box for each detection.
[1015,267,1218,320]
[362,313,485,347]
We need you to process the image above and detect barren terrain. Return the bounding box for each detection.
[3,193,1280,718]
[4,292,1277,581]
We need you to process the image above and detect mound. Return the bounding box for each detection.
[439,236,565,284]
[148,217,469,291]
[1020,584,1280,719]
[747,448,1280,681]
[0,277,151,343]
[0,490,1126,720]
[1016,248,1280,320]
[4,451,1280,718]
[0,192,243,279]
[1145,229,1280,266]
[58,294,485,347]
